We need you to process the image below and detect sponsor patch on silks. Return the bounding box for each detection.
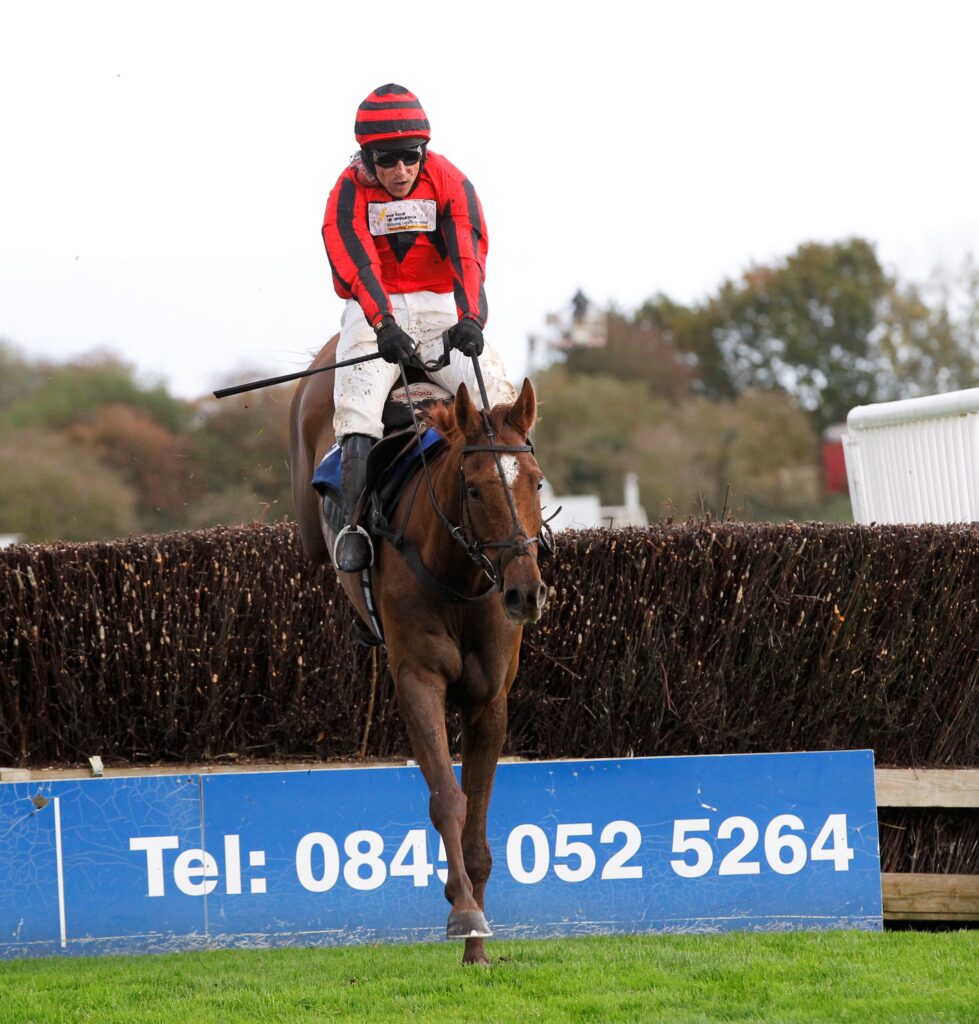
[368,199,437,235]
[387,381,453,407]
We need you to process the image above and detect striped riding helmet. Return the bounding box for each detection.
[354,84,431,147]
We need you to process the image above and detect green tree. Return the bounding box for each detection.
[190,373,293,521]
[532,366,650,502]
[67,404,202,531]
[671,239,892,428]
[0,429,137,541]
[561,310,694,400]
[636,293,737,401]
[632,392,819,521]
[1,350,191,434]
[637,242,979,426]
[875,255,979,399]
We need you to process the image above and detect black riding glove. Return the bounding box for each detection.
[447,318,484,358]
[375,315,415,364]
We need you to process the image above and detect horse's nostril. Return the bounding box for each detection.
[537,583,548,608]
[504,588,522,612]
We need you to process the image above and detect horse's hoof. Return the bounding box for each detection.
[446,909,493,939]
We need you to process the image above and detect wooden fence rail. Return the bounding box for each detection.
[876,768,979,922]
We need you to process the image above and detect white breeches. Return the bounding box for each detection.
[333,291,518,441]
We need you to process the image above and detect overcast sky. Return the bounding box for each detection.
[2,1,978,399]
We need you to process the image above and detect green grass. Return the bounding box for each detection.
[0,932,976,1024]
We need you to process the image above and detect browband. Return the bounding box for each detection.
[460,443,533,455]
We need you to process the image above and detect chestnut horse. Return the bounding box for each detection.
[290,335,548,964]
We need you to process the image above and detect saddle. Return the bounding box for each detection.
[311,370,453,645]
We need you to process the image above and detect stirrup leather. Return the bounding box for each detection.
[333,523,375,569]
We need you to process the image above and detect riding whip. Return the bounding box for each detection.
[212,352,384,399]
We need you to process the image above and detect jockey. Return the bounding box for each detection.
[322,83,517,573]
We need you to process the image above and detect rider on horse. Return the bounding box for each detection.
[322,83,517,573]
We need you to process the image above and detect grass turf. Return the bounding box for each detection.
[0,931,976,1023]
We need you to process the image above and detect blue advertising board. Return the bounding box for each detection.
[0,751,882,958]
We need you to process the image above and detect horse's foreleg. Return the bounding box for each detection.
[458,690,508,965]
[394,665,489,939]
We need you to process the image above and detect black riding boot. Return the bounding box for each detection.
[334,433,373,573]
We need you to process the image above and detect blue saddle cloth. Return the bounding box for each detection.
[312,427,445,503]
[311,444,343,500]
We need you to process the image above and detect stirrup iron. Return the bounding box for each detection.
[333,523,374,570]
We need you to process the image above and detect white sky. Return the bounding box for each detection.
[2,0,978,398]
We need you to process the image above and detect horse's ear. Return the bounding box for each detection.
[454,382,480,437]
[506,378,537,436]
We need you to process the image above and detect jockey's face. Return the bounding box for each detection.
[373,154,421,198]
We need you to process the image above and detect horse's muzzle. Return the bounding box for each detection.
[502,578,548,625]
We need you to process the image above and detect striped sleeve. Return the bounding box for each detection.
[322,171,392,327]
[437,161,489,328]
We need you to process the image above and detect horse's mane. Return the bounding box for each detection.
[428,400,460,440]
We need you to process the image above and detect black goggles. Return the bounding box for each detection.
[371,145,424,168]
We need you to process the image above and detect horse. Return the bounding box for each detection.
[289,335,548,964]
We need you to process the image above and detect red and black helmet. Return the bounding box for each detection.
[355,84,431,147]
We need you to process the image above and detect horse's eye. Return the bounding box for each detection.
[537,481,544,492]
[467,485,481,501]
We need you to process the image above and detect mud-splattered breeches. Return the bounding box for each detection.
[333,291,517,441]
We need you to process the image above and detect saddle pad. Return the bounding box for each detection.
[311,427,445,500]
[311,442,343,500]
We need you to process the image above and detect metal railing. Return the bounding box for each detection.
[844,388,979,524]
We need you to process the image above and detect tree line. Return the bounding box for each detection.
[533,238,979,521]
[2,237,976,542]
[0,348,293,543]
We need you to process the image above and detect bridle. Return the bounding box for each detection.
[390,345,556,600]
[453,437,537,588]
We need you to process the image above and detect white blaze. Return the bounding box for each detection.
[500,455,521,487]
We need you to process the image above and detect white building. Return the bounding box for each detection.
[541,472,648,532]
